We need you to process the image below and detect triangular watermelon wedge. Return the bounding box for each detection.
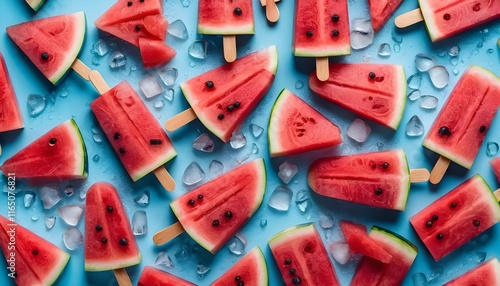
[369,0,403,32]
[0,53,24,133]
[210,247,268,286]
[6,12,86,85]
[268,88,342,157]
[139,38,176,68]
[138,266,196,286]
[95,0,163,27]
[25,0,46,11]
[0,215,70,285]
[339,220,392,263]
[0,119,88,183]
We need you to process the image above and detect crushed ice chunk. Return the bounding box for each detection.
[63,228,83,250]
[153,100,165,110]
[57,204,84,226]
[449,46,460,56]
[168,19,189,40]
[188,41,209,59]
[415,53,436,72]
[408,90,421,101]
[378,43,391,57]
[487,142,499,156]
[227,233,247,255]
[24,191,36,208]
[319,213,334,229]
[163,88,174,102]
[182,162,205,185]
[394,44,401,53]
[197,263,211,278]
[297,200,310,212]
[406,115,425,137]
[27,94,46,117]
[428,66,449,89]
[39,185,62,209]
[296,190,309,203]
[155,252,174,268]
[140,76,163,98]
[419,95,438,110]
[412,273,427,286]
[192,133,215,152]
[347,119,371,143]
[44,216,56,229]
[278,161,298,184]
[329,241,352,265]
[250,124,264,138]
[92,39,109,56]
[268,186,292,211]
[181,0,190,8]
[407,73,423,90]
[132,210,148,235]
[251,143,259,155]
[174,244,190,261]
[79,188,88,200]
[134,191,150,206]
[158,67,178,87]
[230,130,247,149]
[350,19,374,50]
[108,51,127,68]
[209,160,224,176]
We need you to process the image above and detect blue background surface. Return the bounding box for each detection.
[0,0,499,285]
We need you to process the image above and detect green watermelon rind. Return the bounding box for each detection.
[293,45,351,58]
[267,88,291,157]
[69,119,89,179]
[418,0,445,42]
[370,226,418,257]
[211,247,268,286]
[42,250,71,285]
[471,175,500,221]
[26,0,46,11]
[131,147,177,182]
[388,65,407,130]
[394,149,411,211]
[268,223,316,247]
[422,66,500,169]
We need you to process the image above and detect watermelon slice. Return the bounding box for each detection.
[0,215,70,285]
[95,0,163,27]
[84,182,141,271]
[25,0,46,11]
[179,46,278,142]
[138,38,176,68]
[6,12,86,85]
[444,258,500,286]
[198,0,254,35]
[339,221,392,263]
[410,174,500,261]
[369,0,403,32]
[0,53,24,133]
[138,266,196,286]
[309,64,407,129]
[210,247,268,286]
[268,223,340,286]
[423,66,500,169]
[268,88,342,157]
[170,158,266,253]
[293,0,350,57]
[308,150,410,211]
[350,226,417,285]
[492,157,500,182]
[419,0,500,42]
[0,119,88,183]
[90,81,177,182]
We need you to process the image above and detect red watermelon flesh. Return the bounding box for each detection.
[339,221,392,263]
[419,0,500,42]
[444,258,500,286]
[268,223,340,286]
[139,38,176,68]
[369,0,403,32]
[170,159,266,253]
[90,81,177,182]
[0,215,70,285]
[423,66,500,169]
[293,0,350,57]
[268,88,342,157]
[210,247,268,286]
[309,64,407,129]
[95,0,163,27]
[84,182,141,271]
[6,12,86,85]
[0,53,23,133]
[138,266,196,286]
[308,150,410,211]
[410,174,500,261]
[350,226,417,286]
[180,46,278,142]
[198,0,254,35]
[492,157,500,182]
[0,119,88,183]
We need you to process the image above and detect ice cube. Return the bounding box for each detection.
[407,73,423,90]
[24,191,36,208]
[163,88,174,102]
[230,130,247,149]
[347,119,371,143]
[134,191,150,206]
[250,124,264,138]
[319,213,334,229]
[378,43,391,57]
[192,133,215,152]
[44,216,56,229]
[251,143,259,155]
[209,160,224,176]
[131,210,148,235]
[182,162,205,185]
[188,41,209,60]
[108,51,127,68]
[350,19,374,50]
[268,186,292,211]
[174,244,190,261]
[297,200,310,212]
[39,185,62,209]
[449,46,460,56]
[295,80,304,89]
[329,241,352,265]
[408,90,421,101]
[92,39,109,56]
[27,94,46,117]
[362,55,371,63]
[154,252,174,268]
[296,190,309,203]
[168,20,189,40]
[63,228,83,250]
[428,66,449,89]
[260,219,267,228]
[158,67,178,87]
[227,234,247,255]
[415,53,436,72]
[197,263,211,278]
[57,204,85,226]
[278,161,298,184]
[153,100,165,110]
[487,142,499,156]
[406,115,425,137]
[412,272,427,286]
[419,95,438,110]
[140,76,163,98]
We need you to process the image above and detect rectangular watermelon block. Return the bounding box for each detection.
[410,174,500,261]
[0,53,23,133]
[423,66,500,169]
[444,258,500,285]
[419,0,500,42]
[198,0,254,35]
[90,81,177,182]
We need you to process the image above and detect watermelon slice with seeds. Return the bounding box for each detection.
[25,0,46,11]
[369,0,403,32]
[6,12,86,85]
[0,53,24,133]
[339,221,392,263]
[268,88,341,157]
[138,266,196,286]
[198,0,255,35]
[210,247,268,286]
[95,0,163,27]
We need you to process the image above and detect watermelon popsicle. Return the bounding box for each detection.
[152,159,266,253]
[395,0,500,42]
[198,0,255,62]
[410,174,500,261]
[293,0,351,81]
[423,66,500,184]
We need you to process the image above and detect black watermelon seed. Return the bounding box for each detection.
[212,220,220,227]
[450,202,457,208]
[331,30,339,37]
[205,81,214,88]
[188,199,195,206]
[135,25,141,31]
[473,220,480,227]
[375,188,383,195]
[234,102,241,108]
[238,282,244,286]
[235,276,241,281]
[438,126,451,136]
[140,0,144,2]
[479,126,486,133]
[292,277,301,285]
[225,211,233,218]
[49,138,57,146]
[127,1,132,6]
[443,13,451,21]
[227,105,234,112]
[32,250,38,255]
[102,238,108,243]
[150,139,162,145]
[436,233,444,240]
[120,238,128,246]
[114,132,121,140]
[284,258,292,265]
[198,194,204,200]
[234,7,242,15]
[331,14,339,22]
[107,206,114,212]
[119,148,126,154]
[369,72,376,79]
[96,225,103,231]
[306,30,313,37]
[432,215,438,221]
[289,268,296,275]
[425,221,433,228]
[217,114,224,120]
[382,162,389,169]
[41,52,49,61]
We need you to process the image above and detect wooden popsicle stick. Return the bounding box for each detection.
[494,189,500,202]
[259,0,279,6]
[71,59,91,81]
[395,8,424,28]
[265,0,280,23]
[165,108,197,131]
[316,57,330,81]
[153,222,185,245]
[153,167,176,192]
[429,156,451,185]
[223,35,237,62]
[113,268,132,286]
[410,168,430,183]
[89,70,111,94]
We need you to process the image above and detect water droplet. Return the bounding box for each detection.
[319,213,334,229]
[378,43,391,57]
[92,134,103,144]
[154,252,174,268]
[278,161,298,184]
[163,88,174,102]
[39,185,62,209]
[158,67,178,87]
[394,44,401,53]
[476,42,484,49]
[346,118,371,143]
[168,19,189,40]
[350,19,374,50]
[449,46,460,56]
[295,80,304,89]
[260,219,267,228]
[27,94,46,117]
[406,115,424,137]
[140,76,163,98]
[419,95,438,110]
[108,51,127,68]
[250,124,264,138]
[453,68,459,76]
[391,32,403,44]
[268,186,293,211]
[193,133,215,152]
[362,55,371,62]
[407,73,423,90]
[131,210,148,235]
[44,216,56,229]
[189,62,195,67]
[92,39,109,56]
[63,228,83,250]
[188,40,209,59]
[230,130,247,149]
[297,200,310,212]
[473,251,487,263]
[209,160,224,176]
[428,66,449,89]
[487,49,494,55]
[182,162,205,185]
[134,191,150,206]
[153,100,165,110]
[180,0,190,7]
[414,53,436,72]
[92,55,101,66]
[487,142,499,156]
[57,204,85,226]
[92,154,100,162]
[408,90,421,101]
[412,272,427,286]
